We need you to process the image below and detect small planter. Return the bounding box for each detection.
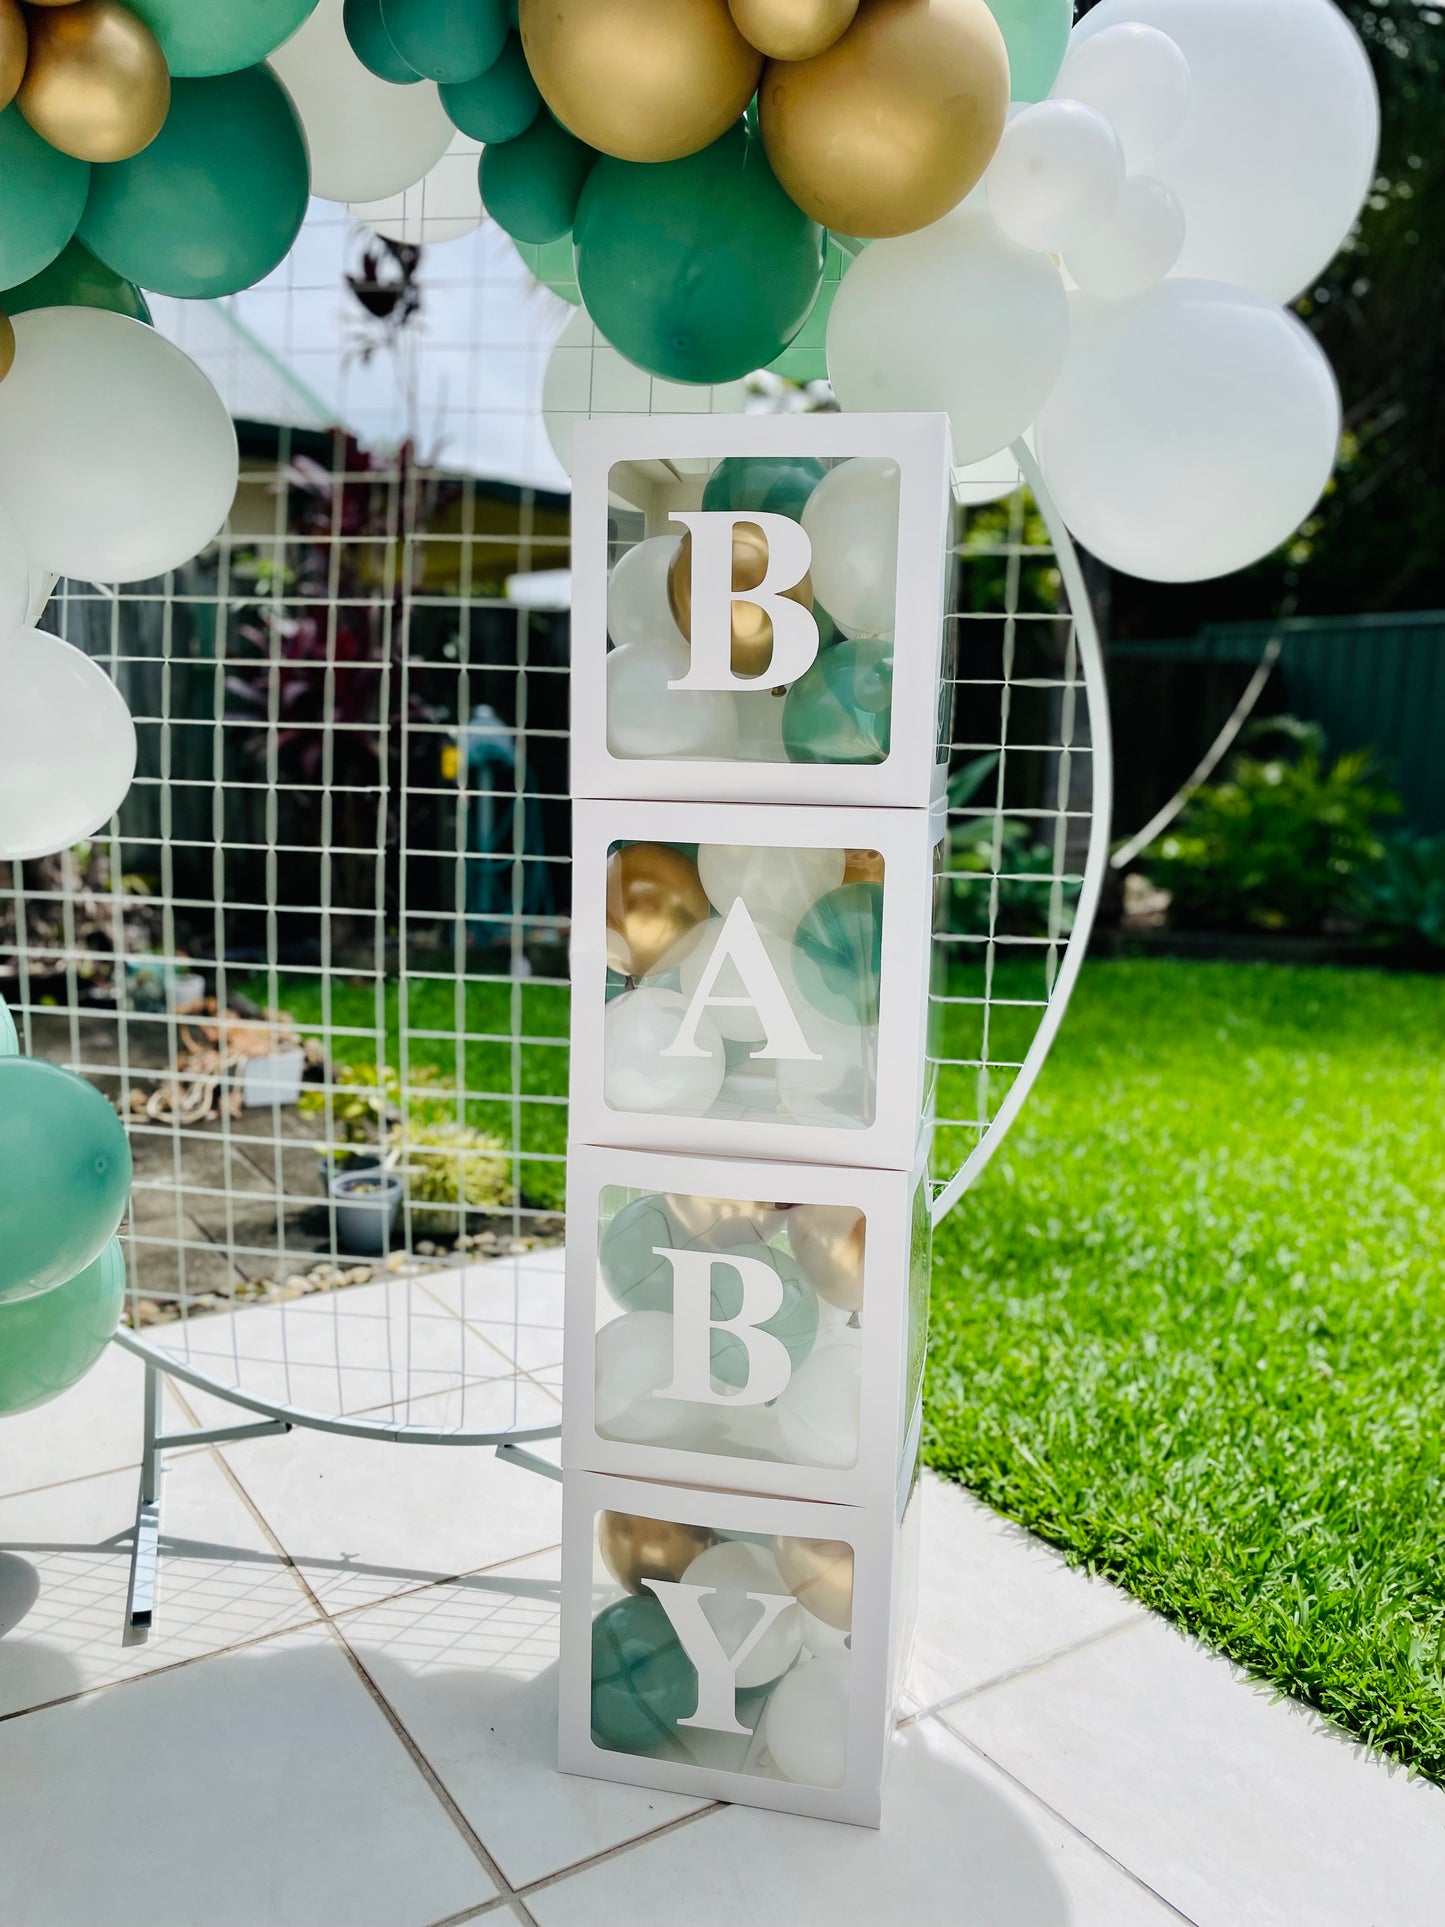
[315,1146,384,1195]
[329,1171,404,1255]
[242,1048,307,1108]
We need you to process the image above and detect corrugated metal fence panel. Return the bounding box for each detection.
[1113,613,1445,831]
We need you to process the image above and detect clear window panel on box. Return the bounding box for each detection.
[605,454,899,768]
[603,839,882,1131]
[594,1184,865,1470]
[589,1503,856,1787]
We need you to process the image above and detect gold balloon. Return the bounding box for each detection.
[759,0,1010,238]
[664,1193,794,1245]
[599,1511,715,1594]
[667,521,814,682]
[728,0,856,61]
[518,0,762,164]
[606,842,710,980]
[0,0,25,113]
[773,1533,854,1630]
[18,0,170,164]
[0,310,13,387]
[842,847,884,886]
[787,1203,866,1312]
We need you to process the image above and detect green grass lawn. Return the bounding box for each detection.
[926,959,1445,1780]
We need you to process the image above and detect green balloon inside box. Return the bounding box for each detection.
[591,1592,698,1756]
[792,881,885,1029]
[783,634,892,766]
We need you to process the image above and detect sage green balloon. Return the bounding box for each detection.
[511,234,580,305]
[574,125,825,385]
[782,635,892,766]
[344,0,419,82]
[702,455,825,523]
[0,238,151,324]
[0,1238,126,1417]
[0,109,89,290]
[78,69,310,301]
[591,1592,697,1755]
[381,0,507,84]
[983,0,1072,102]
[793,882,885,1028]
[123,0,320,78]
[480,113,595,245]
[0,992,17,1056]
[441,34,540,143]
[0,1058,132,1304]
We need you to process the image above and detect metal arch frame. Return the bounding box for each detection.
[930,439,1114,1227]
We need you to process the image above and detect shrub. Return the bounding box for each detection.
[401,1118,514,1229]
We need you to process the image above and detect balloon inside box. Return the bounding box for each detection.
[559,1468,921,1828]
[569,412,954,810]
[563,1142,931,1510]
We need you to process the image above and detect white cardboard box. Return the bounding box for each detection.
[558,1462,921,1827]
[570,411,954,809]
[562,1141,931,1508]
[568,797,945,1170]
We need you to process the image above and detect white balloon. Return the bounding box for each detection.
[986,100,1124,255]
[952,446,1023,508]
[732,686,788,761]
[603,985,727,1116]
[606,638,738,761]
[1069,0,1378,302]
[775,1324,862,1469]
[349,133,484,245]
[0,310,237,584]
[1062,175,1185,300]
[697,844,846,934]
[1034,280,1341,584]
[761,1654,851,1787]
[674,920,805,1045]
[269,0,452,203]
[798,1605,850,1658]
[1053,24,1191,172]
[606,535,683,649]
[594,1310,706,1445]
[543,306,748,475]
[680,1541,804,1688]
[799,458,899,639]
[776,1009,877,1130]
[0,631,137,861]
[826,210,1070,467]
[0,503,29,636]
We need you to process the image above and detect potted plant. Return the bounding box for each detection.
[300,1061,401,1193]
[329,1168,404,1254]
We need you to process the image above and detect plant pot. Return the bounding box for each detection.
[242,1048,307,1108]
[329,1171,404,1255]
[315,1147,384,1195]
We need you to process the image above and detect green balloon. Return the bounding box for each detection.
[0,109,89,290]
[124,0,320,78]
[480,114,596,245]
[0,1238,125,1417]
[783,635,892,766]
[793,882,885,1029]
[344,0,419,82]
[0,1059,132,1304]
[599,1194,818,1390]
[441,34,540,143]
[511,234,580,305]
[983,0,1072,103]
[702,455,826,523]
[0,993,17,1056]
[381,0,507,84]
[591,1593,697,1755]
[574,125,825,385]
[78,69,310,301]
[1,238,151,323]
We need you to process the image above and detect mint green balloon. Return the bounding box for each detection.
[984,0,1072,102]
[1,238,151,324]
[0,1059,132,1303]
[574,125,825,385]
[79,69,309,300]
[0,110,89,289]
[480,114,595,245]
[123,0,319,77]
[0,1238,125,1417]
[591,1592,697,1755]
[381,0,507,84]
[793,882,885,1028]
[782,635,892,766]
[0,993,17,1056]
[442,35,540,142]
[512,234,580,305]
[344,0,419,81]
[702,455,825,523]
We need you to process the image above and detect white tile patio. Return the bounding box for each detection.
[1,1259,1441,1927]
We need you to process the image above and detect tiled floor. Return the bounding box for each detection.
[1,1259,1441,1927]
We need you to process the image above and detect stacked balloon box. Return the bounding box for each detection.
[560,413,952,1826]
